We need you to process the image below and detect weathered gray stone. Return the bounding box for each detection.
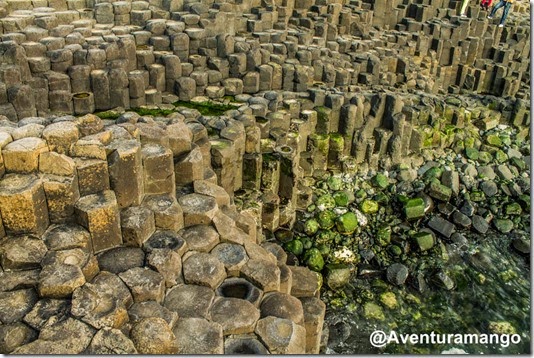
[241,258,280,292]
[255,316,306,354]
[178,193,218,227]
[75,190,122,254]
[164,284,215,319]
[210,243,248,276]
[144,230,188,256]
[146,248,182,287]
[260,292,304,325]
[120,206,155,247]
[85,327,137,354]
[142,194,184,231]
[23,298,70,330]
[173,318,224,354]
[128,301,178,327]
[209,297,260,334]
[118,267,165,303]
[130,317,178,354]
[0,235,47,270]
[0,288,38,323]
[97,247,144,274]
[289,266,320,297]
[183,252,226,289]
[0,322,38,354]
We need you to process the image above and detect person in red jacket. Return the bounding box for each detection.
[480,0,493,10]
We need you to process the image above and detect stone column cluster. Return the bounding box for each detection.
[0,0,530,122]
[0,111,325,354]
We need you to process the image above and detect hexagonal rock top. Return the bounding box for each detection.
[173,317,224,354]
[260,292,305,325]
[130,317,178,354]
[118,267,165,303]
[178,193,218,227]
[208,297,260,334]
[179,225,219,252]
[182,252,226,289]
[255,316,306,354]
[164,284,215,319]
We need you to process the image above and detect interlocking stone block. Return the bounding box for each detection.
[42,121,79,154]
[128,301,178,328]
[173,318,224,354]
[130,317,178,354]
[164,284,215,319]
[43,223,92,253]
[0,235,47,271]
[179,224,219,252]
[142,194,184,231]
[3,137,49,173]
[178,193,218,227]
[146,248,182,287]
[39,152,76,176]
[118,267,166,303]
[183,252,226,289]
[174,145,204,185]
[0,288,38,324]
[71,283,128,329]
[0,174,49,236]
[260,292,305,325]
[74,190,122,253]
[289,266,321,297]
[210,243,248,276]
[120,206,155,247]
[193,179,231,207]
[240,258,280,292]
[74,158,110,197]
[84,328,137,354]
[142,144,175,195]
[209,297,260,335]
[107,139,144,208]
[144,230,188,256]
[42,174,80,223]
[38,263,86,298]
[255,316,306,354]
[299,296,326,354]
[97,247,145,274]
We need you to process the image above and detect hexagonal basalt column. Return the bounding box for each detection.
[173,318,224,354]
[120,206,155,247]
[210,243,248,276]
[182,252,226,289]
[142,194,184,231]
[164,284,215,319]
[0,174,49,236]
[141,144,175,195]
[179,225,219,252]
[118,267,165,303]
[216,277,263,307]
[178,193,218,227]
[42,121,79,155]
[255,316,306,354]
[299,297,326,354]
[240,258,280,293]
[2,138,48,173]
[74,190,122,254]
[224,337,269,354]
[107,139,144,209]
[208,297,260,335]
[144,230,187,256]
[0,235,47,271]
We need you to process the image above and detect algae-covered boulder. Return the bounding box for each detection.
[316,210,336,230]
[404,198,426,220]
[333,191,350,207]
[303,248,324,272]
[304,218,320,236]
[360,199,378,214]
[363,302,385,321]
[371,173,388,189]
[315,194,336,210]
[284,239,304,256]
[412,231,435,251]
[335,212,358,235]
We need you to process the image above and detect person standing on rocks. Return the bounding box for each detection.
[487,0,515,27]
[480,0,493,10]
[459,0,471,17]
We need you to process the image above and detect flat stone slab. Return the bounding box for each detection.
[130,317,178,354]
[179,224,220,252]
[255,316,306,354]
[97,247,145,274]
[0,288,38,324]
[208,297,260,334]
[85,327,138,354]
[118,267,165,303]
[182,252,226,289]
[164,284,215,319]
[173,317,224,354]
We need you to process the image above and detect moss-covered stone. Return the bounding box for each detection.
[412,231,435,251]
[333,191,349,207]
[363,302,385,321]
[326,177,343,191]
[284,239,304,256]
[404,198,425,220]
[360,199,379,214]
[304,218,320,236]
[488,321,517,335]
[315,194,336,210]
[428,181,452,202]
[379,292,398,309]
[493,219,514,233]
[335,212,358,235]
[505,202,522,216]
[316,210,336,230]
[486,134,502,147]
[465,147,479,160]
[303,248,324,272]
[371,173,388,189]
[376,226,391,247]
